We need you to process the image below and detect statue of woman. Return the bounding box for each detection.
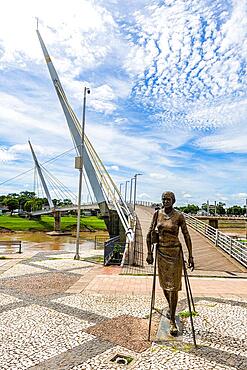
[146,191,194,335]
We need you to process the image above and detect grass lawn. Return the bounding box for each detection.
[0,215,107,232]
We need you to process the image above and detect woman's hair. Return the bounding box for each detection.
[161,191,176,204]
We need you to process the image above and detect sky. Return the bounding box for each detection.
[0,0,246,207]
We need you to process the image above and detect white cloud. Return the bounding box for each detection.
[194,120,247,154]
[0,0,117,70]
[110,165,119,171]
[234,193,247,199]
[123,0,246,130]
[0,0,129,116]
[138,192,150,199]
[0,147,16,162]
[182,193,192,199]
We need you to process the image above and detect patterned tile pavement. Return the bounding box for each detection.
[0,249,246,369]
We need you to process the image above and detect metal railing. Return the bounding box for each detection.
[0,240,22,254]
[184,214,247,269]
[104,236,120,265]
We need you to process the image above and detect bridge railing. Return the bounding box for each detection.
[120,209,137,267]
[184,214,247,269]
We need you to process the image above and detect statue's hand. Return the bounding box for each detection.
[146,252,154,265]
[188,256,194,271]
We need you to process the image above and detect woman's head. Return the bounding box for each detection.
[161,191,176,207]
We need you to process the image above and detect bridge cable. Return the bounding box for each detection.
[0,146,76,188]
[41,165,77,202]
[54,83,133,236]
[40,165,77,204]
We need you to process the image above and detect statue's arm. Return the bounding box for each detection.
[180,214,194,270]
[146,211,158,263]
[180,214,192,256]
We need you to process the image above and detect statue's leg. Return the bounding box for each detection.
[169,291,178,335]
[163,289,171,318]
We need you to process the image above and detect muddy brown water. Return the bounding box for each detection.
[0,230,109,253]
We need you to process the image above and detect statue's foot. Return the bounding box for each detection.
[170,322,178,336]
[166,309,171,319]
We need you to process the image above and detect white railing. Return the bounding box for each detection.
[184,214,247,269]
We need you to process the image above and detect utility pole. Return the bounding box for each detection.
[74,87,90,260]
[207,200,209,216]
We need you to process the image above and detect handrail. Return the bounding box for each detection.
[120,210,137,267]
[184,214,247,269]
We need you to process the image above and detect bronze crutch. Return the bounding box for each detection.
[180,246,197,348]
[148,243,158,341]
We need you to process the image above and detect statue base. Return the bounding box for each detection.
[156,310,183,342]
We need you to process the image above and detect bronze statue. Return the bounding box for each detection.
[146,191,194,335]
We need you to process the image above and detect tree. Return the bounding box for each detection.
[5,198,18,215]
[0,195,6,205]
[62,198,73,206]
[177,204,199,214]
[52,199,63,207]
[19,191,36,199]
[216,202,226,215]
[227,205,243,216]
[24,198,43,212]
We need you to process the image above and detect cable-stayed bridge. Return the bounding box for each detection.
[33,29,137,263]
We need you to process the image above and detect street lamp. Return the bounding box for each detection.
[129,177,135,204]
[124,180,130,202]
[74,86,90,260]
[133,173,142,211]
[119,183,124,196]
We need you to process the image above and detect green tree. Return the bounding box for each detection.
[227,205,243,216]
[62,198,73,205]
[178,204,199,214]
[5,198,19,215]
[52,199,63,207]
[24,198,44,212]
[216,202,226,215]
[19,191,36,199]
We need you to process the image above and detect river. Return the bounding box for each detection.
[0,230,109,253]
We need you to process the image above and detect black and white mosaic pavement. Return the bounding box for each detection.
[0,251,246,369]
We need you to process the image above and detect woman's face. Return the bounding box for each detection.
[162,196,173,208]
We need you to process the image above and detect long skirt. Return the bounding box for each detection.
[157,244,182,291]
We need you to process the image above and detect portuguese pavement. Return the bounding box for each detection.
[0,243,246,370]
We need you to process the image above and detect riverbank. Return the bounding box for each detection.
[0,215,107,232]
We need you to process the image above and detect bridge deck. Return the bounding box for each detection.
[122,206,246,276]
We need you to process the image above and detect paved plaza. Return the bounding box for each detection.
[0,248,246,370]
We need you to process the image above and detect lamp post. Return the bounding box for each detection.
[124,180,130,203]
[133,173,142,211]
[119,183,124,197]
[74,86,90,260]
[129,177,134,204]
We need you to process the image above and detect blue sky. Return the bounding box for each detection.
[0,0,246,207]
